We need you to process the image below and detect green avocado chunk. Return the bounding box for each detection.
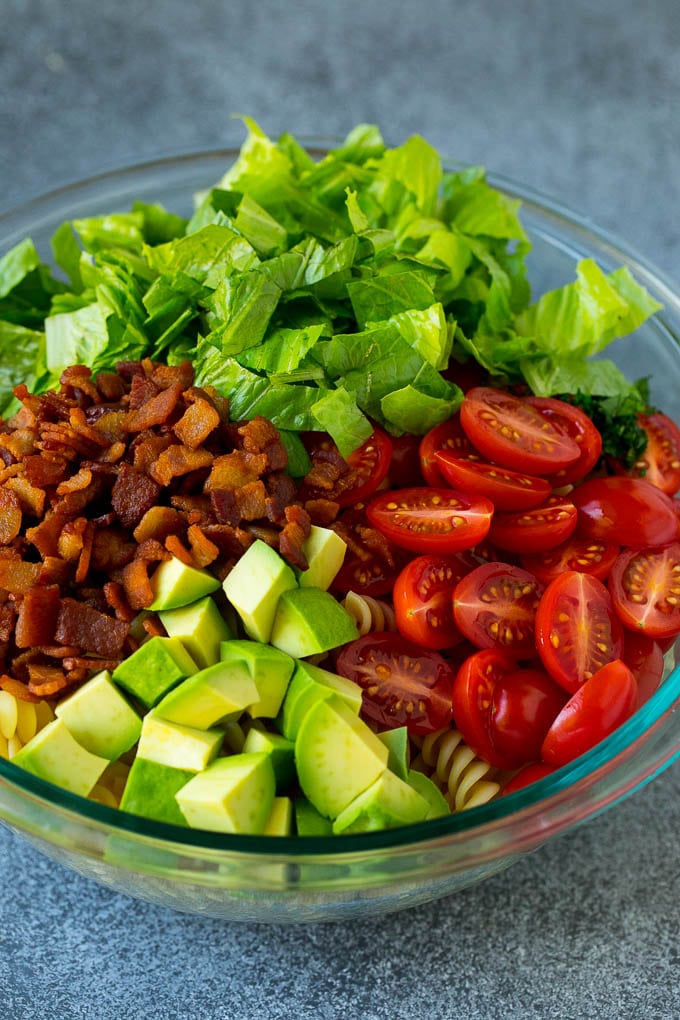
[148,555,221,611]
[120,757,193,826]
[377,727,411,781]
[242,727,295,792]
[278,660,362,742]
[406,769,450,820]
[219,639,295,718]
[12,719,108,798]
[270,586,358,658]
[158,596,233,670]
[137,714,223,772]
[153,660,259,729]
[112,635,198,709]
[55,669,142,760]
[222,539,297,643]
[332,769,430,834]
[263,796,294,836]
[175,752,276,834]
[294,797,334,836]
[296,526,347,590]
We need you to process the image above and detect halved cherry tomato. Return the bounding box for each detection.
[624,412,680,495]
[534,571,624,694]
[334,632,455,735]
[451,649,516,768]
[526,396,603,487]
[419,417,476,486]
[520,537,619,585]
[300,427,393,508]
[331,505,406,596]
[502,761,558,794]
[489,496,578,554]
[434,452,551,511]
[541,659,638,767]
[460,387,580,475]
[387,433,424,488]
[622,631,665,709]
[609,542,680,639]
[490,668,568,770]
[452,561,544,659]
[572,476,678,547]
[366,487,493,554]
[393,553,473,650]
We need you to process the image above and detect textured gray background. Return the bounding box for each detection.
[2,1,680,1017]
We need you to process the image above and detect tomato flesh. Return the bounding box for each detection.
[622,630,665,709]
[434,452,551,511]
[572,476,678,547]
[610,542,680,639]
[419,418,476,486]
[393,553,472,650]
[626,412,680,495]
[489,496,578,554]
[300,428,393,508]
[366,487,493,554]
[526,396,602,487]
[541,659,638,766]
[452,561,544,659]
[490,668,568,770]
[502,761,558,795]
[452,649,515,768]
[331,505,406,596]
[334,632,455,735]
[520,537,619,585]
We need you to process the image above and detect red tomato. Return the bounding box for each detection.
[460,387,580,475]
[520,537,619,585]
[300,428,393,508]
[331,505,406,596]
[387,433,424,488]
[626,412,680,495]
[541,659,638,766]
[572,476,678,547]
[609,542,680,639]
[534,570,624,694]
[452,649,516,768]
[419,418,476,486]
[334,632,455,735]
[452,561,545,658]
[441,358,489,392]
[366,487,493,554]
[488,496,578,554]
[434,452,551,511]
[393,553,473,650]
[526,396,603,487]
[502,761,558,795]
[622,630,665,709]
[490,668,569,770]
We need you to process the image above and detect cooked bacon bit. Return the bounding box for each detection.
[152,361,194,392]
[119,558,154,611]
[187,525,219,568]
[131,435,173,474]
[201,523,253,558]
[128,373,159,410]
[235,480,268,521]
[103,581,136,623]
[142,616,166,638]
[0,604,15,643]
[55,598,129,658]
[132,506,185,545]
[210,488,239,526]
[95,372,126,403]
[58,519,86,562]
[97,440,126,464]
[111,464,162,529]
[173,397,220,449]
[134,538,170,564]
[38,557,73,587]
[265,472,298,523]
[15,585,61,648]
[169,494,212,517]
[279,504,311,571]
[51,474,105,517]
[0,463,24,484]
[56,467,93,495]
[60,365,100,403]
[164,533,195,567]
[149,444,213,487]
[90,410,127,441]
[206,451,267,491]
[75,520,95,584]
[0,675,40,703]
[90,528,136,573]
[27,665,70,698]
[0,560,41,595]
[5,475,46,518]
[0,428,36,460]
[32,646,81,658]
[0,488,21,544]
[23,454,69,488]
[123,382,183,432]
[26,513,68,558]
[62,657,122,673]
[304,498,340,526]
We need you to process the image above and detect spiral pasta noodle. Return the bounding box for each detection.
[0,691,55,761]
[342,591,397,636]
[413,727,501,812]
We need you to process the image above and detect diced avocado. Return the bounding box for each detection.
[407,769,450,820]
[279,660,362,742]
[219,639,294,718]
[175,752,276,834]
[242,727,295,792]
[377,727,410,781]
[120,757,193,826]
[332,769,430,834]
[149,555,221,611]
[222,540,297,643]
[112,636,197,709]
[296,526,347,590]
[153,660,259,729]
[295,695,388,818]
[294,797,334,836]
[12,719,108,798]
[137,714,223,772]
[270,587,358,658]
[55,670,142,760]
[159,596,233,670]
[263,796,293,836]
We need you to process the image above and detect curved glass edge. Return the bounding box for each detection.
[0,150,680,858]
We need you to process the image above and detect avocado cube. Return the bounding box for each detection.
[332,769,430,834]
[148,555,221,611]
[112,636,198,708]
[153,660,259,730]
[55,670,142,760]
[295,695,388,818]
[137,714,223,772]
[159,596,233,670]
[12,719,108,798]
[222,540,297,643]
[242,727,295,792]
[279,660,362,742]
[294,797,333,836]
[263,796,293,836]
[120,757,193,826]
[270,587,358,658]
[407,769,450,820]
[219,639,294,718]
[377,727,411,781]
[175,752,276,834]
[296,526,347,590]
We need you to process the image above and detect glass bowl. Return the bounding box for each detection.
[1,150,680,925]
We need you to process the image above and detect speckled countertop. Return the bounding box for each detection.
[2,2,680,1016]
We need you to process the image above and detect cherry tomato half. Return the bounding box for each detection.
[541,659,638,767]
[625,412,680,495]
[334,632,455,735]
[434,452,551,512]
[490,668,568,770]
[502,761,558,795]
[419,417,476,487]
[452,561,544,659]
[300,428,393,508]
[387,433,425,488]
[622,630,665,709]
[488,496,578,554]
[534,570,624,694]
[520,537,620,585]
[451,649,515,768]
[609,542,680,640]
[572,476,678,547]
[331,505,406,596]
[460,387,580,475]
[366,487,493,555]
[393,553,473,650]
[526,396,603,487]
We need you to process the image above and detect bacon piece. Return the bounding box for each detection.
[0,488,21,545]
[90,528,136,573]
[210,489,239,526]
[200,523,253,559]
[61,657,122,673]
[128,374,159,410]
[0,604,16,643]
[15,585,61,648]
[55,598,129,658]
[132,506,186,545]
[206,450,267,491]
[131,434,173,474]
[149,444,213,487]
[152,361,194,392]
[119,558,154,611]
[123,382,183,431]
[56,466,93,495]
[265,472,298,523]
[75,520,95,584]
[164,534,194,566]
[279,505,311,571]
[142,616,166,638]
[22,454,69,488]
[103,581,136,622]
[303,498,340,526]
[0,560,41,595]
[173,397,220,449]
[95,372,126,403]
[111,464,163,528]
[25,513,69,559]
[186,525,219,568]
[57,519,87,563]
[38,557,73,587]
[235,480,268,521]
[4,475,46,518]
[27,665,70,698]
[0,427,36,460]
[0,675,40,703]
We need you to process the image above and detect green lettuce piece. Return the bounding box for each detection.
[371,135,442,216]
[233,194,287,256]
[51,223,84,291]
[0,321,46,412]
[443,172,528,242]
[205,270,281,355]
[380,383,462,434]
[346,270,435,327]
[390,303,451,370]
[279,430,312,477]
[237,324,326,375]
[131,201,187,244]
[44,302,110,372]
[329,124,386,165]
[0,238,41,298]
[72,213,145,253]
[145,224,259,288]
[520,355,643,399]
[310,387,372,457]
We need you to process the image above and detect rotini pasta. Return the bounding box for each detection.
[342,591,396,636]
[0,691,55,761]
[412,726,501,812]
[90,759,131,808]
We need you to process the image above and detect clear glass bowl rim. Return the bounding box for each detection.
[1,145,680,858]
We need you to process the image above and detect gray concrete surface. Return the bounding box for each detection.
[2,1,680,1016]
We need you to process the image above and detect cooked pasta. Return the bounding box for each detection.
[90,759,131,808]
[412,727,501,812]
[0,691,54,761]
[342,591,396,636]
